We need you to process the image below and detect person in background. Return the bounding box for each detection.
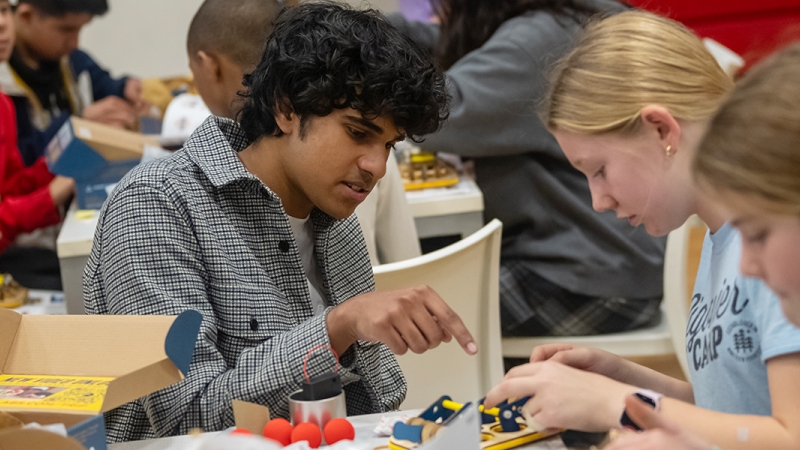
[399,0,435,22]
[187,0,420,265]
[391,0,666,344]
[0,0,144,167]
[605,42,800,450]
[484,12,800,449]
[85,2,475,442]
[0,0,73,290]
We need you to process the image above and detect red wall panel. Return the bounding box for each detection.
[627,0,800,68]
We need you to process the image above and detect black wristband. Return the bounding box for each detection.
[619,392,657,431]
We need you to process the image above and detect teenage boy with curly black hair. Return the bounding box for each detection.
[84,1,472,442]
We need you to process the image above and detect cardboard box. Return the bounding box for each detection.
[45,117,160,209]
[0,308,202,450]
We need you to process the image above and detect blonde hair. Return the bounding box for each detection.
[694,43,800,216]
[544,10,734,135]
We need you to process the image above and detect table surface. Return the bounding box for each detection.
[108,410,567,450]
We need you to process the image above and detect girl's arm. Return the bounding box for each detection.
[659,353,800,450]
[531,344,694,402]
[485,353,800,449]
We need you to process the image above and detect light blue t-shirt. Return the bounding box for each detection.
[686,223,800,415]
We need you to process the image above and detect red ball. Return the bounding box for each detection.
[263,418,293,446]
[230,428,253,436]
[291,422,322,448]
[323,418,355,444]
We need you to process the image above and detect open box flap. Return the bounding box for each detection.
[46,136,108,181]
[69,117,158,161]
[99,309,201,412]
[0,310,22,373]
[0,428,85,450]
[0,310,202,413]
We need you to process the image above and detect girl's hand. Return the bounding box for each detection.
[605,395,713,450]
[530,344,629,380]
[484,361,636,432]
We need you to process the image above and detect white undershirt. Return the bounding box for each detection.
[287,215,328,315]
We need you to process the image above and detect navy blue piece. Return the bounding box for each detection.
[164,310,203,376]
[393,422,423,443]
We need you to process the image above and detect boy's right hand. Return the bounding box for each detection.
[49,176,75,206]
[82,97,138,130]
[530,344,628,380]
[326,285,477,357]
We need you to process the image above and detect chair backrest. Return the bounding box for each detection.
[372,219,504,409]
[662,215,707,377]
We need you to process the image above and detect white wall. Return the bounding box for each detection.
[80,0,398,79]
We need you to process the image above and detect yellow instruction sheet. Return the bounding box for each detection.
[0,374,114,413]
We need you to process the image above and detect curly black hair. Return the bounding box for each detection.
[238,1,449,143]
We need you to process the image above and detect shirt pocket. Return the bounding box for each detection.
[212,284,294,353]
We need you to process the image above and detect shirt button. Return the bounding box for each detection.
[250,318,259,331]
[278,241,290,252]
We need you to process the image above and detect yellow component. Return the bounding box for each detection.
[75,210,98,220]
[409,152,436,164]
[483,431,552,450]
[441,399,500,417]
[388,443,408,450]
[0,274,27,309]
[402,177,459,190]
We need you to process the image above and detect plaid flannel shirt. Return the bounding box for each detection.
[84,117,406,443]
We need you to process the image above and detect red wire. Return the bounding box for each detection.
[302,344,340,383]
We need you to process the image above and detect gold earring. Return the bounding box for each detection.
[666,145,673,156]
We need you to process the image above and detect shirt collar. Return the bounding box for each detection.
[184,116,261,189]
[185,116,339,227]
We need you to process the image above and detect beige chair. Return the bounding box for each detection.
[502,217,707,379]
[372,219,504,409]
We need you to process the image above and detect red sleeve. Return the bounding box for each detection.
[0,92,61,253]
[0,184,61,253]
[2,156,55,197]
[0,91,55,196]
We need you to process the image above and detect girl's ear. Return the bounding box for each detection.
[640,105,682,153]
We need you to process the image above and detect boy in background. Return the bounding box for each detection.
[187,0,421,265]
[0,0,74,289]
[0,0,144,166]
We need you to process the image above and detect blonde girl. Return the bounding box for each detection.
[605,41,800,450]
[485,11,800,449]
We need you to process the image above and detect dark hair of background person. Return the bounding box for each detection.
[16,0,108,16]
[433,0,610,69]
[187,0,299,70]
[238,1,450,144]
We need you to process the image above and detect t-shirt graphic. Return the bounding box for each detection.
[687,277,761,373]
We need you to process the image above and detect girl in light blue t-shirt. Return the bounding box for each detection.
[483,11,800,450]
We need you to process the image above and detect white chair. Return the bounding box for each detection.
[502,217,705,379]
[372,219,504,409]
